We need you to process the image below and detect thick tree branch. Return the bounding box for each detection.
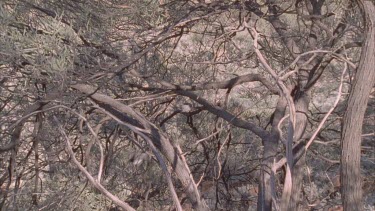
[71,84,208,211]
[175,90,269,139]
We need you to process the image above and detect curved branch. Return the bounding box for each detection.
[71,84,208,211]
[174,73,278,94]
[176,90,269,139]
[53,116,136,211]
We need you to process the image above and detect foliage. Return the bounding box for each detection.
[0,0,374,210]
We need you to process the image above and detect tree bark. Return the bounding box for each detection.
[341,1,375,210]
[288,92,309,211]
[71,84,209,211]
[258,134,279,211]
[257,96,287,211]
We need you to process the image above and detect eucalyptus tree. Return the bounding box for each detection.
[0,1,372,210]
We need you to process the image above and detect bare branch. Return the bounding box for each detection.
[53,116,136,211]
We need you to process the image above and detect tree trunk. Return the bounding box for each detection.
[288,92,309,211]
[341,1,375,210]
[257,134,279,211]
[257,96,287,211]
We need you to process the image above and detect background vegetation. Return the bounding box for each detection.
[0,0,374,210]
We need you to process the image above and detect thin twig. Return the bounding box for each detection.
[53,116,136,211]
[215,130,231,180]
[305,63,347,150]
[92,106,183,211]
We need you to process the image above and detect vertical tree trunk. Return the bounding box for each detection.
[257,134,279,211]
[32,113,43,205]
[288,93,309,211]
[258,97,287,211]
[341,1,375,210]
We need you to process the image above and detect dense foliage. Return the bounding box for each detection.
[0,0,374,210]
